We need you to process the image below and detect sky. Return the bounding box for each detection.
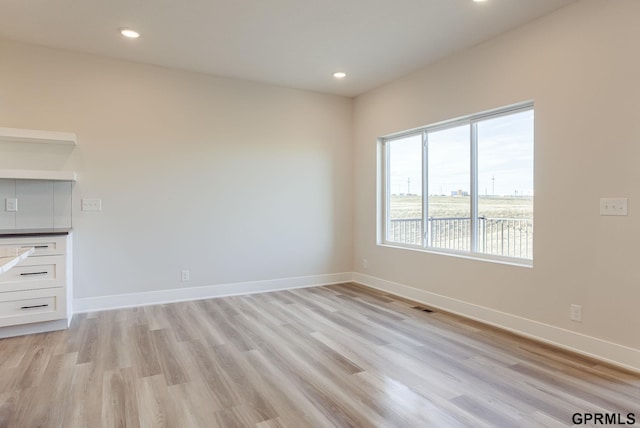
[388,109,534,197]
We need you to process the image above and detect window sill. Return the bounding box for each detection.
[378,242,533,268]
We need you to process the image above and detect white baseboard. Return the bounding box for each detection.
[353,272,640,374]
[73,272,353,314]
[0,319,68,339]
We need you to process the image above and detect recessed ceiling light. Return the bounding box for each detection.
[120,28,140,39]
[473,0,487,2]
[333,72,347,79]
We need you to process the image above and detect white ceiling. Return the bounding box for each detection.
[0,0,578,97]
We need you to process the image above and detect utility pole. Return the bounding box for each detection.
[491,176,496,195]
[407,177,411,195]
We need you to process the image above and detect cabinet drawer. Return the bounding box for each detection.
[0,237,66,257]
[0,255,65,292]
[0,288,65,327]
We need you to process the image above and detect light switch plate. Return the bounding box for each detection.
[82,198,102,211]
[600,198,627,216]
[5,198,17,212]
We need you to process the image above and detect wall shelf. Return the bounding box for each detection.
[0,127,77,146]
[0,169,77,181]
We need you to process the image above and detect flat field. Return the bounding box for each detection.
[390,195,533,219]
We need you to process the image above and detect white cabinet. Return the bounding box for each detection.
[0,234,72,331]
[0,288,65,328]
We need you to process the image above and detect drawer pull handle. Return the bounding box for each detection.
[21,304,49,310]
[20,271,49,276]
[21,245,49,249]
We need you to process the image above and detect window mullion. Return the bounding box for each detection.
[384,141,391,243]
[422,131,429,248]
[470,122,478,253]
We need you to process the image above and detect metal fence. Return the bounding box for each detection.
[388,217,533,259]
[388,218,422,246]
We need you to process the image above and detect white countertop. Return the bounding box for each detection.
[0,247,35,275]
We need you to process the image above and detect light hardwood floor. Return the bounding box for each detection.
[0,283,638,427]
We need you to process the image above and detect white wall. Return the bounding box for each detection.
[0,40,353,299]
[353,0,640,369]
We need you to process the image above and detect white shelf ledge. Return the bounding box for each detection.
[0,169,77,181]
[0,127,77,146]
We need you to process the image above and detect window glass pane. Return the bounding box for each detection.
[380,103,534,263]
[477,110,534,259]
[427,124,470,252]
[387,134,422,245]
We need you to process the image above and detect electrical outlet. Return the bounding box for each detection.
[570,304,582,322]
[181,270,190,282]
[362,258,368,269]
[5,198,17,212]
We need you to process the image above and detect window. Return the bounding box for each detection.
[381,103,534,262]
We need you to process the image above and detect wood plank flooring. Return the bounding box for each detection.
[0,283,638,427]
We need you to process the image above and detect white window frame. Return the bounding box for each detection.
[379,101,534,266]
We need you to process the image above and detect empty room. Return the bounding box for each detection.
[0,0,638,426]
